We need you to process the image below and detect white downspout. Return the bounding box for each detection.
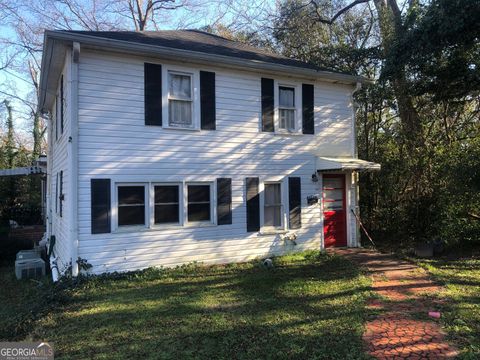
[69,42,80,277]
[45,113,57,280]
[46,113,53,248]
[50,255,59,282]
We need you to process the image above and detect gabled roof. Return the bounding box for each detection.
[39,29,370,113]
[61,30,330,72]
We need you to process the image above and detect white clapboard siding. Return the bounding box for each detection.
[72,49,355,274]
[49,56,72,273]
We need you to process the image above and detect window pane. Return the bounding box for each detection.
[169,73,191,99]
[188,203,210,222]
[279,87,294,107]
[118,206,145,226]
[169,100,192,127]
[187,184,211,222]
[188,185,210,202]
[155,204,179,224]
[265,184,281,205]
[324,189,343,201]
[324,200,343,210]
[287,110,295,130]
[279,109,295,130]
[118,186,144,205]
[323,178,343,189]
[264,183,282,228]
[265,205,282,227]
[154,185,180,224]
[280,111,286,129]
[155,185,179,203]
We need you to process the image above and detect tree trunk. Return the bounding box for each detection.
[32,111,42,161]
[3,100,17,209]
[4,100,15,168]
[373,0,423,147]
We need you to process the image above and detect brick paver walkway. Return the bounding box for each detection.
[333,248,458,360]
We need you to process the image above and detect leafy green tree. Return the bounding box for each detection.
[272,0,480,248]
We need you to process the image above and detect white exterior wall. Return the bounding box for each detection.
[48,51,72,272]
[74,49,358,274]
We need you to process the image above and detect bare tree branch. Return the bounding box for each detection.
[310,0,371,25]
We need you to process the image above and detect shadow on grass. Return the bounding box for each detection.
[416,257,480,359]
[29,252,372,360]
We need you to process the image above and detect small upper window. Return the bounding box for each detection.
[264,183,283,228]
[279,86,295,131]
[168,72,193,128]
[187,184,211,223]
[154,185,180,224]
[118,185,146,226]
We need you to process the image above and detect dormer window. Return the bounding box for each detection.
[279,86,295,131]
[168,71,193,128]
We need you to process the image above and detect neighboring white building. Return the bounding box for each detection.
[38,30,380,276]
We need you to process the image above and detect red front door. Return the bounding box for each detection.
[323,174,347,248]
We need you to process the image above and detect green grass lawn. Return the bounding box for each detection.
[0,263,53,341]
[1,251,372,359]
[417,257,480,359]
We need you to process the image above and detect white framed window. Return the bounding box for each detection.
[263,182,284,229]
[112,181,218,232]
[168,71,193,128]
[279,86,295,131]
[153,184,181,225]
[186,183,214,224]
[274,81,301,133]
[116,183,148,228]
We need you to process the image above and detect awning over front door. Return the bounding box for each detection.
[316,157,381,172]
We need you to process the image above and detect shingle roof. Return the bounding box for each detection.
[60,29,334,73]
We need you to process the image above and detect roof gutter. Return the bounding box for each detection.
[38,32,53,114]
[42,30,371,88]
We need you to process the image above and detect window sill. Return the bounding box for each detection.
[184,222,216,228]
[114,225,148,233]
[112,222,216,234]
[257,230,288,236]
[162,126,201,132]
[274,131,303,136]
[150,224,183,231]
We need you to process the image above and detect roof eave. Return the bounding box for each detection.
[37,32,51,114]
[38,32,69,114]
[44,30,371,86]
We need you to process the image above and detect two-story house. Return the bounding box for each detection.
[38,30,380,276]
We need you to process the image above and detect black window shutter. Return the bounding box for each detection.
[200,71,216,130]
[59,171,63,217]
[144,63,162,126]
[302,84,314,134]
[91,179,111,234]
[60,75,64,133]
[55,99,58,141]
[217,178,232,225]
[55,173,58,213]
[261,78,274,132]
[246,177,260,232]
[288,177,302,229]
